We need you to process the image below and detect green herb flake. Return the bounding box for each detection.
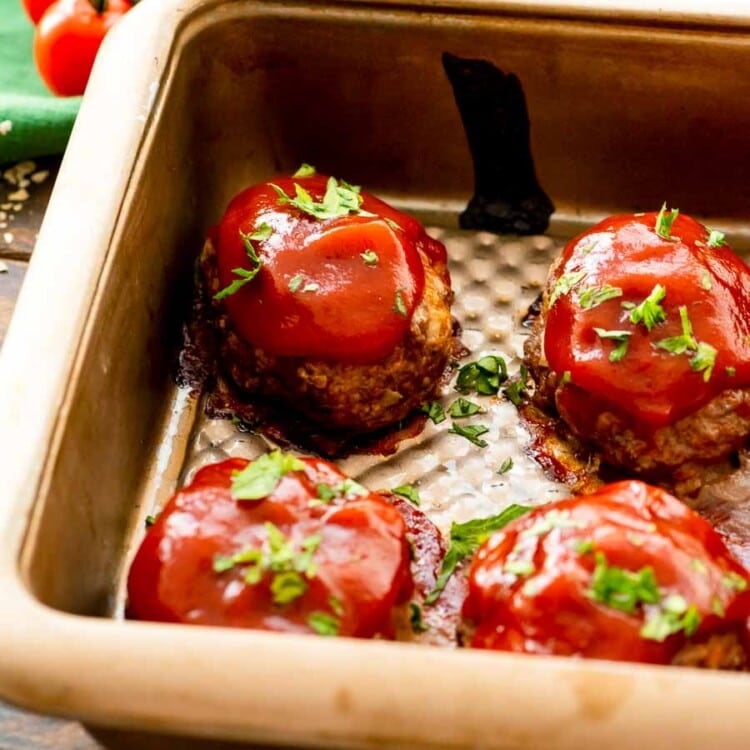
[393,289,407,317]
[504,559,535,577]
[655,202,680,240]
[392,484,421,506]
[425,504,532,604]
[707,229,727,248]
[574,539,595,555]
[214,225,272,300]
[312,479,368,506]
[420,401,446,424]
[655,305,697,356]
[549,270,587,306]
[497,457,514,475]
[385,217,401,232]
[231,450,306,501]
[726,367,737,377]
[448,398,482,418]
[271,176,375,221]
[455,355,508,396]
[503,379,526,406]
[712,596,726,617]
[722,571,748,592]
[690,342,717,382]
[293,163,316,178]
[588,552,660,614]
[329,596,344,617]
[145,514,157,528]
[700,269,713,291]
[360,249,379,266]
[308,611,340,636]
[578,284,623,310]
[270,570,308,605]
[288,274,304,293]
[627,284,667,331]
[561,370,572,385]
[409,603,429,633]
[212,554,238,573]
[448,422,490,447]
[640,597,701,642]
[593,328,632,363]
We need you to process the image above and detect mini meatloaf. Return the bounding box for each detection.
[525,208,750,489]
[203,168,454,434]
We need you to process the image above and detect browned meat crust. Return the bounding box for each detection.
[202,238,454,434]
[672,632,748,671]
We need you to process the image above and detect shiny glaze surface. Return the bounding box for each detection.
[214,174,447,363]
[544,212,750,428]
[127,457,412,637]
[463,480,750,663]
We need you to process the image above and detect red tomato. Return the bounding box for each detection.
[21,0,56,24]
[214,173,447,364]
[33,0,132,97]
[463,480,750,664]
[127,455,413,637]
[543,211,750,429]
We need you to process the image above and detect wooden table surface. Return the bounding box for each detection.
[0,157,280,750]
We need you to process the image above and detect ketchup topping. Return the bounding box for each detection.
[214,174,446,364]
[463,480,750,664]
[544,212,750,427]
[127,456,413,637]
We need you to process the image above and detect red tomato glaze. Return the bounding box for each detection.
[215,174,447,364]
[128,456,413,637]
[544,212,750,428]
[463,480,750,663]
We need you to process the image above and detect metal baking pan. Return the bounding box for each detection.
[3,0,750,747]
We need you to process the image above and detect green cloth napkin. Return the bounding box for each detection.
[0,0,80,164]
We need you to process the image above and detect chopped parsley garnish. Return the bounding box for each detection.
[230,450,305,501]
[578,284,623,310]
[625,284,667,331]
[393,289,407,317]
[271,176,375,221]
[700,269,712,291]
[594,328,632,363]
[707,228,727,248]
[549,270,586,306]
[214,224,272,300]
[561,370,572,385]
[293,163,316,178]
[213,523,321,606]
[503,365,529,406]
[640,595,701,642]
[722,571,748,591]
[689,342,717,382]
[144,514,157,527]
[497,457,513,475]
[448,422,489,447]
[504,559,535,577]
[288,274,304,292]
[312,478,367,506]
[655,202,679,240]
[655,305,697,355]
[574,539,595,555]
[455,355,508,395]
[425,504,532,604]
[329,596,344,617]
[726,366,737,377]
[420,401,446,424]
[448,398,482,418]
[308,611,340,636]
[409,603,429,633]
[360,249,379,266]
[712,596,726,617]
[391,484,421,506]
[588,552,660,613]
